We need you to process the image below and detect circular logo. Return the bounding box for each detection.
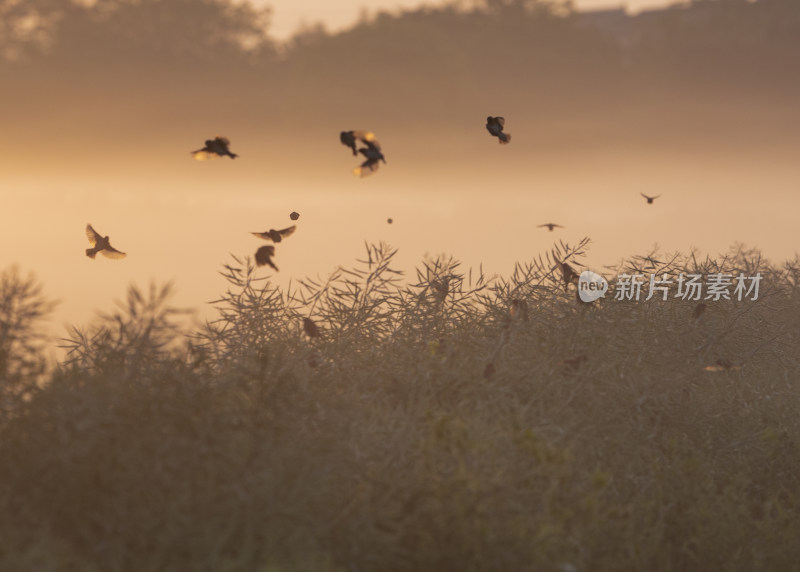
[578,271,609,302]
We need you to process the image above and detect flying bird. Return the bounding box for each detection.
[486,116,511,144]
[353,138,386,177]
[387,218,393,224]
[340,131,358,155]
[290,211,300,221]
[251,225,296,243]
[191,136,238,160]
[538,223,563,232]
[85,224,126,260]
[340,130,377,156]
[641,193,660,204]
[255,245,278,271]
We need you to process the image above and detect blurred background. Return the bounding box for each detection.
[1,0,798,332]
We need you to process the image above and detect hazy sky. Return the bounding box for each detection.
[3,0,796,343]
[257,0,673,39]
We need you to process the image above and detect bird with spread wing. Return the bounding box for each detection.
[538,223,563,232]
[486,116,511,144]
[191,136,238,160]
[342,131,386,177]
[85,224,126,260]
[251,225,296,243]
[255,245,279,271]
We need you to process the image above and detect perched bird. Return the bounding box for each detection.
[353,138,386,177]
[85,224,126,260]
[561,355,587,374]
[692,302,707,321]
[641,193,660,204]
[290,211,300,221]
[556,259,578,291]
[251,225,296,243]
[509,298,529,322]
[303,317,320,339]
[430,277,450,304]
[191,136,238,160]
[538,223,563,232]
[255,245,278,271]
[486,116,511,144]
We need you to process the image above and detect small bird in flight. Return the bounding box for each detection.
[191,136,238,160]
[85,224,126,260]
[538,223,563,232]
[255,245,278,271]
[486,116,511,144]
[353,138,386,177]
[251,225,296,243]
[641,193,660,204]
[340,131,377,156]
[340,131,358,155]
[290,211,300,221]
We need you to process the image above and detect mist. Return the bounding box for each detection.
[1,0,798,326]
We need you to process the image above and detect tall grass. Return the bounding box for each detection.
[1,242,798,571]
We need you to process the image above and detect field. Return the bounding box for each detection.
[1,240,798,571]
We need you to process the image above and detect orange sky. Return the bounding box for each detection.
[1,0,797,343]
[257,0,674,39]
[4,134,798,341]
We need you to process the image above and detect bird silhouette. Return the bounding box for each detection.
[340,131,358,155]
[353,138,386,177]
[692,302,707,321]
[509,298,529,322]
[641,193,660,204]
[191,136,238,160]
[251,225,296,243]
[290,211,300,221]
[486,116,511,144]
[85,224,126,260]
[255,245,278,271]
[341,130,377,156]
[430,277,450,303]
[538,223,563,232]
[556,259,578,291]
[303,317,320,339]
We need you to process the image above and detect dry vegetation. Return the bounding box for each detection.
[1,242,799,571]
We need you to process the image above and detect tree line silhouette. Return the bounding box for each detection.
[2,0,798,97]
[0,0,798,168]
